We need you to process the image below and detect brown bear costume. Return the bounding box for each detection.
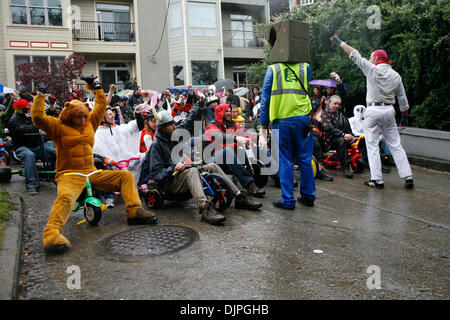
[31,84,158,254]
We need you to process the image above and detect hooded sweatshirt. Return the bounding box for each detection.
[205,104,245,153]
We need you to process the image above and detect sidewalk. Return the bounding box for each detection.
[0,192,23,300]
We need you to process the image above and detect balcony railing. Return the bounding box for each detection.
[222,30,264,48]
[72,21,135,42]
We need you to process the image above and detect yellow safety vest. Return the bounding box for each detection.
[269,63,311,123]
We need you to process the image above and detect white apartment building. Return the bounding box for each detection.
[0,0,269,91]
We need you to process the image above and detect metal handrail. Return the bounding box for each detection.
[222,29,264,48]
[72,20,135,42]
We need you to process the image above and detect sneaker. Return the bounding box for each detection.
[139,184,148,191]
[104,198,115,208]
[316,169,333,181]
[404,178,414,189]
[273,200,295,210]
[343,166,353,179]
[364,180,384,189]
[297,197,314,207]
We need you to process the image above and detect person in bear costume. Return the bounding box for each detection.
[31,78,158,254]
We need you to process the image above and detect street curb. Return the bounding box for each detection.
[407,155,450,173]
[0,193,24,300]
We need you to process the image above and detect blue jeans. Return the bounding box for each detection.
[15,141,56,189]
[212,146,254,188]
[138,150,151,186]
[272,115,316,208]
[380,137,391,157]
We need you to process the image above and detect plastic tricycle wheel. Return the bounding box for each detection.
[145,189,164,209]
[84,203,102,226]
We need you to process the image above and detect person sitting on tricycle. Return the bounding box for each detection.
[31,77,158,254]
[149,110,262,226]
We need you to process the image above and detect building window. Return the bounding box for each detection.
[191,61,218,85]
[96,3,132,42]
[188,2,217,37]
[169,1,182,38]
[98,62,133,92]
[10,0,62,26]
[14,55,65,88]
[173,62,185,86]
[230,15,255,48]
[232,66,248,87]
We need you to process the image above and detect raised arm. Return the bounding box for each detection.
[87,85,107,131]
[31,93,60,140]
[331,35,374,76]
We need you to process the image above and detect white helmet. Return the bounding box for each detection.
[157,110,174,127]
[206,95,219,105]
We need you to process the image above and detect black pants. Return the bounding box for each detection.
[330,136,351,167]
[313,134,325,162]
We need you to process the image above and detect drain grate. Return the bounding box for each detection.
[102,225,199,260]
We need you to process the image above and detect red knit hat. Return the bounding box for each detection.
[13,98,31,110]
[372,49,391,65]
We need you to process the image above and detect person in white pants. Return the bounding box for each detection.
[330,35,414,189]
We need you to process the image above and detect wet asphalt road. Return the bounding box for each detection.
[2,164,449,300]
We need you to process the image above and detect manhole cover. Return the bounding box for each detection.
[102,225,199,260]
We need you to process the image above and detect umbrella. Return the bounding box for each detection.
[309,79,349,90]
[116,89,133,97]
[214,79,235,92]
[233,87,249,97]
[0,84,15,94]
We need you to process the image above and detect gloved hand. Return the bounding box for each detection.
[330,35,343,46]
[35,83,50,95]
[80,74,102,90]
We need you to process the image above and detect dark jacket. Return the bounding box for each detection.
[7,112,40,150]
[128,93,143,107]
[148,129,179,186]
[182,100,216,136]
[226,94,240,107]
[321,109,352,151]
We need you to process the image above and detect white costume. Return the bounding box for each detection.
[349,50,412,182]
[93,120,146,183]
[348,105,366,136]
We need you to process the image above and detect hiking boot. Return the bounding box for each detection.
[343,166,353,179]
[246,181,265,198]
[297,197,314,207]
[364,180,384,189]
[316,169,333,181]
[127,207,158,225]
[404,178,414,189]
[235,189,262,211]
[200,202,226,225]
